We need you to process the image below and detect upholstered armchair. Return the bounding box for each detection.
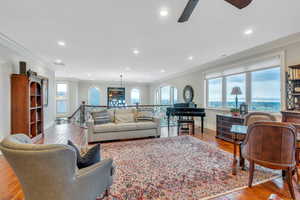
[241,122,298,200]
[0,134,114,200]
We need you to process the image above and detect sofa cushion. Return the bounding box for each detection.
[135,121,157,130]
[115,123,138,132]
[94,123,118,133]
[115,109,136,123]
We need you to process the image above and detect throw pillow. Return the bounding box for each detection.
[91,110,112,125]
[68,140,101,169]
[136,108,154,121]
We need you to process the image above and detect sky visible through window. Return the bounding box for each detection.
[89,87,100,106]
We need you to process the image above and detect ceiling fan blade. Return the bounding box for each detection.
[178,0,200,23]
[224,0,253,9]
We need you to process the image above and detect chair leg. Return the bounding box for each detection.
[296,149,300,185]
[239,144,245,170]
[286,167,296,200]
[248,160,255,188]
[105,188,110,197]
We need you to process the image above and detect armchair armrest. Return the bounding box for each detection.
[75,159,114,200]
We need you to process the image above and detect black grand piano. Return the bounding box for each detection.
[166,102,206,133]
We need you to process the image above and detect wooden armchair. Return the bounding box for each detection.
[242,122,298,199]
[244,112,277,126]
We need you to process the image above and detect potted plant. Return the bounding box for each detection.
[230,108,240,117]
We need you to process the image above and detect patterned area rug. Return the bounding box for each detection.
[101,136,279,200]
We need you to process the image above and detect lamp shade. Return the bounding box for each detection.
[231,86,242,95]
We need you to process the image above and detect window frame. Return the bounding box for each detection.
[56,82,69,117]
[205,66,282,113]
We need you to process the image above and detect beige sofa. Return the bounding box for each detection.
[88,108,161,142]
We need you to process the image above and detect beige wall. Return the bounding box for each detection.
[150,41,300,130]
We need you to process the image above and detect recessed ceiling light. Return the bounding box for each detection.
[188,56,194,60]
[133,49,140,55]
[160,69,166,73]
[160,9,169,17]
[54,59,62,63]
[244,29,253,35]
[57,41,66,47]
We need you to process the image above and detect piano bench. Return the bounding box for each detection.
[177,119,195,136]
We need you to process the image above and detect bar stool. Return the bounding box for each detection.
[177,119,195,135]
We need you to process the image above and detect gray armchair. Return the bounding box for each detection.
[0,134,114,200]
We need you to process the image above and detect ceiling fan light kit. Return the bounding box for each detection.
[178,0,253,23]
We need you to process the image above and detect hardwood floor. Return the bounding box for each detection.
[0,123,299,200]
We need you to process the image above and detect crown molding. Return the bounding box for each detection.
[0,32,54,70]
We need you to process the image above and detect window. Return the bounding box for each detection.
[251,67,281,112]
[226,73,246,108]
[206,66,281,112]
[173,87,178,104]
[88,87,100,106]
[207,78,222,108]
[160,86,171,105]
[155,89,160,105]
[131,89,141,104]
[56,83,68,115]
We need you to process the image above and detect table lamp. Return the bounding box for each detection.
[231,87,242,109]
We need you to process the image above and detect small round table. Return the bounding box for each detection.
[230,125,247,175]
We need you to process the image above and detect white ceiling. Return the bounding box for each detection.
[0,0,300,82]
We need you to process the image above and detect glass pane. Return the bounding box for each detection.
[57,100,67,114]
[173,88,178,104]
[161,86,171,105]
[208,78,222,107]
[56,83,67,98]
[251,67,281,112]
[88,87,100,106]
[226,73,246,108]
[155,90,159,104]
[131,89,140,104]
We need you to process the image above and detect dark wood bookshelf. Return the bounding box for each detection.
[11,73,44,140]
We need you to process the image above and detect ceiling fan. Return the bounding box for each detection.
[178,0,253,23]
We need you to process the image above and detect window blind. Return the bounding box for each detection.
[204,55,281,79]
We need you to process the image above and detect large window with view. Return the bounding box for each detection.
[206,58,281,112]
[56,83,68,116]
[207,78,222,108]
[251,67,281,112]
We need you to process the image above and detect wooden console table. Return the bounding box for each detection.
[216,114,245,143]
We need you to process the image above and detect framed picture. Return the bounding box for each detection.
[42,78,49,107]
